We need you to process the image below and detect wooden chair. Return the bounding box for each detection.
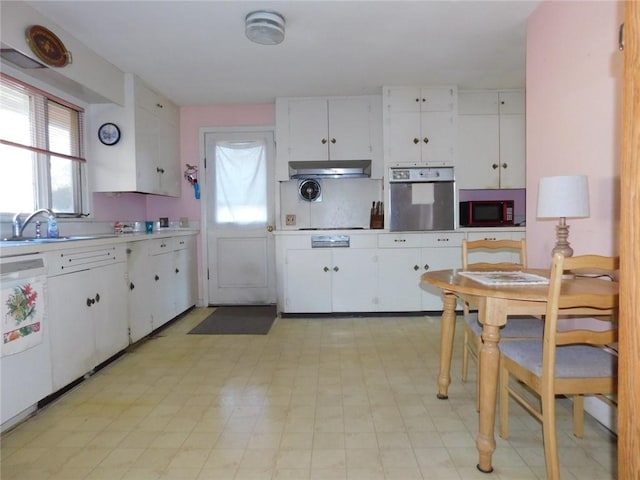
[499,253,619,480]
[461,238,544,407]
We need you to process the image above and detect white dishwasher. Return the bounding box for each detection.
[1,254,53,431]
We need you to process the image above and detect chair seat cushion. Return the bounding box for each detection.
[500,341,618,378]
[466,313,543,338]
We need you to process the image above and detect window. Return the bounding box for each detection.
[0,73,85,215]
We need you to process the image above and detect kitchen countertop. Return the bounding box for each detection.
[274,226,526,235]
[0,229,199,258]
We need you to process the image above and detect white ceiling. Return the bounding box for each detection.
[27,1,540,107]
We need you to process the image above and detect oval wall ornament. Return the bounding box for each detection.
[25,25,72,67]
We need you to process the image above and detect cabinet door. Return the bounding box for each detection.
[134,104,161,193]
[385,110,422,165]
[328,97,373,160]
[458,92,500,189]
[150,251,175,330]
[157,116,181,196]
[420,111,456,165]
[385,86,422,113]
[457,113,500,188]
[498,111,526,189]
[331,248,378,312]
[287,98,329,161]
[127,244,153,343]
[48,270,97,390]
[420,87,457,112]
[377,248,423,311]
[174,237,197,315]
[285,249,332,313]
[93,262,128,362]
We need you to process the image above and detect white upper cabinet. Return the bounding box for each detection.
[383,86,458,167]
[275,95,383,180]
[89,74,181,196]
[457,90,525,189]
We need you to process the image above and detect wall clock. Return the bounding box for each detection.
[98,123,121,146]
[25,25,72,68]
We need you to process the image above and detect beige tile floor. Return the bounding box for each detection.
[1,308,617,479]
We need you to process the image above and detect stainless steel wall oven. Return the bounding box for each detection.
[389,166,455,231]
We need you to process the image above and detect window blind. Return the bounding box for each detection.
[0,73,85,163]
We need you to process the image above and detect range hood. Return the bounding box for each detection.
[289,160,372,179]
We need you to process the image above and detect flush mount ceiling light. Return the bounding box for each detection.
[245,11,285,45]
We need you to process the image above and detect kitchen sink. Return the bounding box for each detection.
[1,235,118,246]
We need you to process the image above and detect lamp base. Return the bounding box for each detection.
[551,217,574,257]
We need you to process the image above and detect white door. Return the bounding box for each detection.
[205,131,276,305]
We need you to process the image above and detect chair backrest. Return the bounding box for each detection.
[462,238,527,270]
[543,253,619,373]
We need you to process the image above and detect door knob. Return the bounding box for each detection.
[413,265,420,271]
[267,225,274,232]
[323,266,330,272]
[492,163,499,170]
[424,264,430,271]
[502,163,508,169]
[413,138,419,144]
[155,275,160,281]
[321,138,327,144]
[333,266,339,272]
[331,138,336,144]
[130,282,135,290]
[423,137,429,144]
[95,293,100,303]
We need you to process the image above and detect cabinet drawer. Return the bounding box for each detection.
[48,244,125,276]
[378,233,424,248]
[422,232,465,248]
[148,237,176,255]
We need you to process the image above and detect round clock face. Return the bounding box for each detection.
[98,123,121,146]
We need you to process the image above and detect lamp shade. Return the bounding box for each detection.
[537,175,590,218]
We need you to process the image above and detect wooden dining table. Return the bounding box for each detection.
[421,268,619,474]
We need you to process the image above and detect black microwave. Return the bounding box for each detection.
[459,200,514,227]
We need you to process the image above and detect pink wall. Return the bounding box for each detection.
[525,0,623,267]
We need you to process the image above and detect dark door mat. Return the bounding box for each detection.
[188,305,277,335]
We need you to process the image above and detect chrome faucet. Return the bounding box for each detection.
[12,209,56,238]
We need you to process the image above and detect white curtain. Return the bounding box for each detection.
[215,140,267,225]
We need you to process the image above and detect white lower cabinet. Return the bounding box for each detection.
[47,245,128,390]
[284,247,378,313]
[127,235,197,341]
[377,232,465,311]
[279,231,465,313]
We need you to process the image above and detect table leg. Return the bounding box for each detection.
[437,291,458,399]
[476,317,502,473]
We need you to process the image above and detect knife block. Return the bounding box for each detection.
[370,214,384,229]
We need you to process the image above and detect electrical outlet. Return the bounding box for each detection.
[285,214,296,226]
